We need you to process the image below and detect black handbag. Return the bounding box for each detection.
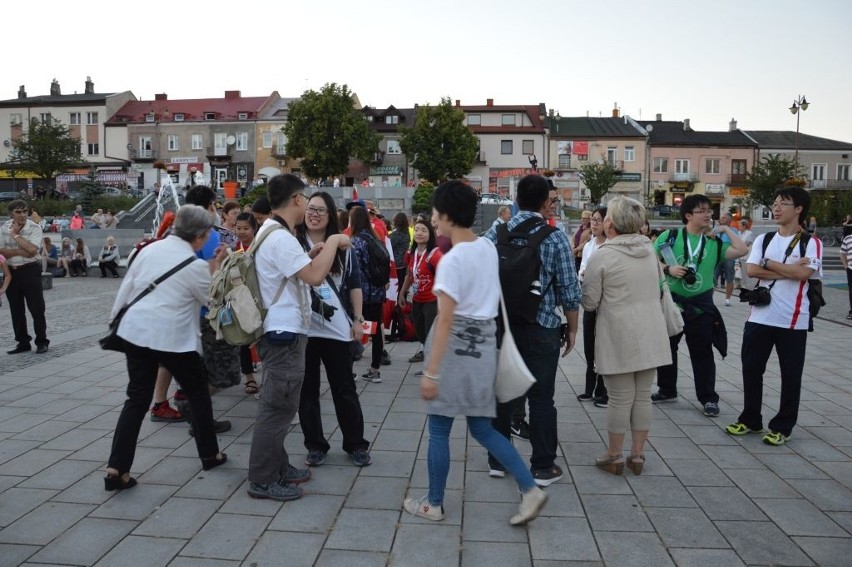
[100,256,196,352]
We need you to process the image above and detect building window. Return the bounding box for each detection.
[146,114,155,123]
[731,159,747,175]
[385,115,399,125]
[606,147,618,165]
[204,112,216,121]
[467,114,481,126]
[167,135,179,151]
[174,113,185,122]
[676,159,690,173]
[501,140,513,154]
[276,132,287,154]
[705,159,721,174]
[191,134,202,150]
[236,132,248,151]
[838,164,850,181]
[262,132,273,148]
[86,112,98,125]
[87,143,99,155]
[653,158,668,173]
[521,140,534,155]
[501,114,515,126]
[386,140,402,155]
[238,112,248,120]
[558,154,571,169]
[40,113,52,123]
[69,112,81,125]
[10,113,22,125]
[624,146,635,162]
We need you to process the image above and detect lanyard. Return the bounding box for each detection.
[683,228,705,266]
[412,247,426,280]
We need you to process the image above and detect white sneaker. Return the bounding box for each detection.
[724,299,731,306]
[403,496,444,521]
[510,487,548,525]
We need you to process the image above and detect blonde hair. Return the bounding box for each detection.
[606,197,645,235]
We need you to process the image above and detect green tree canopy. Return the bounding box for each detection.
[399,97,478,183]
[578,162,618,205]
[746,153,802,208]
[411,181,435,214]
[4,117,81,185]
[283,83,379,180]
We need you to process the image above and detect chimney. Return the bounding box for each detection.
[729,118,737,132]
[224,90,240,100]
[455,99,460,107]
[486,98,494,107]
[612,102,619,118]
[84,76,94,94]
[655,113,662,121]
[683,118,691,131]
[50,79,61,96]
[18,85,26,99]
[155,93,168,101]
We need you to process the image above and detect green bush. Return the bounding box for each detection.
[2,196,142,217]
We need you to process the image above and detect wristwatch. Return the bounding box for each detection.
[355,315,365,323]
[760,258,770,269]
[663,265,671,276]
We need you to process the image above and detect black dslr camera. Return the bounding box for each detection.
[682,266,697,286]
[739,286,772,306]
[310,289,338,321]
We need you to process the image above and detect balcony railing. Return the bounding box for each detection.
[727,173,748,185]
[670,172,699,183]
[208,145,229,157]
[271,144,287,158]
[607,159,623,170]
[134,149,153,160]
[371,151,384,165]
[823,179,852,190]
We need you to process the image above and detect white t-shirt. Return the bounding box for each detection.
[254,219,312,333]
[432,238,499,320]
[305,236,352,342]
[578,237,605,282]
[746,232,822,330]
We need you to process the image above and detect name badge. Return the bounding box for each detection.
[317,284,332,300]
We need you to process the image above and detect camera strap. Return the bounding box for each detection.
[682,227,706,267]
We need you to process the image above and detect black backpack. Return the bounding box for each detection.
[495,217,557,324]
[361,232,391,287]
[760,231,825,331]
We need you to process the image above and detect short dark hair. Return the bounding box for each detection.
[184,185,216,209]
[348,205,375,238]
[679,194,711,224]
[8,199,28,213]
[411,217,437,253]
[251,196,271,214]
[516,174,549,212]
[775,186,810,225]
[267,174,304,209]
[235,212,257,232]
[392,212,409,233]
[432,180,477,228]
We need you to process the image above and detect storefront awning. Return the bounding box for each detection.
[370,166,401,176]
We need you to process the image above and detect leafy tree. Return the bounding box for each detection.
[411,181,435,214]
[578,162,618,205]
[399,98,478,183]
[3,117,81,187]
[283,83,379,179]
[746,154,801,208]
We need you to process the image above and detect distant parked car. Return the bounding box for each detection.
[650,205,679,217]
[0,191,24,202]
[480,192,513,205]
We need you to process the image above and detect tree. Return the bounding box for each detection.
[79,167,104,212]
[746,154,801,208]
[283,83,379,180]
[399,98,478,183]
[411,181,435,214]
[3,117,81,188]
[578,162,618,205]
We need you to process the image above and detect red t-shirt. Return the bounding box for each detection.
[405,247,442,303]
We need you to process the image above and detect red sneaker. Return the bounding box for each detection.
[150,402,186,422]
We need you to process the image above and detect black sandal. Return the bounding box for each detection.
[104,473,138,491]
[244,379,258,395]
[201,453,228,471]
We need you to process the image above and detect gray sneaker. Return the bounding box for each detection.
[703,402,720,417]
[247,481,302,502]
[280,464,312,484]
[361,370,382,383]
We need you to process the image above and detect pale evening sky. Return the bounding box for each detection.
[5,0,851,142]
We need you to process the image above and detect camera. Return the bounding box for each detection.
[739,286,772,306]
[310,290,338,321]
[683,267,697,286]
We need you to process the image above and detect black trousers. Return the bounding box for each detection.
[108,343,220,473]
[7,262,48,348]
[99,260,119,277]
[363,302,384,369]
[738,322,807,437]
[298,337,368,454]
[656,312,719,405]
[583,309,607,398]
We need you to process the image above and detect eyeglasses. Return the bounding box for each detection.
[306,206,328,217]
[689,208,712,214]
[773,201,795,208]
[590,218,602,224]
[549,197,559,204]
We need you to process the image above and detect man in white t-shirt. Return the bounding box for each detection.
[247,174,351,502]
[726,186,822,447]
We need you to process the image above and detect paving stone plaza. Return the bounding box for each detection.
[0,265,850,566]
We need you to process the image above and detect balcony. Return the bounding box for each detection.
[670,172,699,183]
[207,145,230,157]
[727,173,747,185]
[821,179,852,190]
[606,160,624,171]
[371,151,384,165]
[271,144,287,158]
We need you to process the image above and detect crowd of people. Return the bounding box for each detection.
[0,173,835,527]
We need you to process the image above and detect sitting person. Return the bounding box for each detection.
[61,238,75,277]
[69,237,91,277]
[40,236,69,277]
[98,236,121,278]
[91,208,107,229]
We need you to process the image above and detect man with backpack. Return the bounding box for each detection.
[726,186,822,446]
[247,174,351,502]
[652,194,748,417]
[485,174,580,487]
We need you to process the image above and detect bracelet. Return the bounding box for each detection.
[422,372,440,382]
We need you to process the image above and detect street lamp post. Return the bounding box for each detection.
[789,95,809,170]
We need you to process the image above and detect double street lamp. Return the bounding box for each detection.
[789,95,809,169]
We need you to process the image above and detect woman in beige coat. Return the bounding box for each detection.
[581,197,672,475]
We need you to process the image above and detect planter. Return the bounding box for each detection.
[223,181,238,199]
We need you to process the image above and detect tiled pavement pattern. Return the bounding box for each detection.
[0,271,850,566]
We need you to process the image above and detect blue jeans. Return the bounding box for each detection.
[492,324,561,471]
[427,414,535,506]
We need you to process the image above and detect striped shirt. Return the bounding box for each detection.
[842,234,852,270]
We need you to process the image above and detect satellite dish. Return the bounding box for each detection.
[645,124,653,132]
[226,135,236,146]
[2,140,10,147]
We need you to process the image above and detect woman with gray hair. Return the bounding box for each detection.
[581,197,671,475]
[104,205,228,491]
[98,236,121,278]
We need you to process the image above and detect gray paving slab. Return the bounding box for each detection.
[0,501,94,545]
[132,497,221,539]
[716,520,815,566]
[179,512,270,561]
[645,507,728,548]
[325,508,399,552]
[461,541,533,567]
[93,535,185,567]
[314,549,388,567]
[793,536,852,567]
[668,548,746,567]
[29,517,137,566]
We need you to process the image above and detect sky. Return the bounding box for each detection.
[5,0,851,141]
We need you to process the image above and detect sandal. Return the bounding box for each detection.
[626,454,645,476]
[595,453,624,475]
[104,472,138,491]
[244,379,258,395]
[201,453,228,471]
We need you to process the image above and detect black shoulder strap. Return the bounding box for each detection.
[798,232,811,257]
[501,216,556,246]
[124,256,196,312]
[761,231,776,257]
[666,229,677,247]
